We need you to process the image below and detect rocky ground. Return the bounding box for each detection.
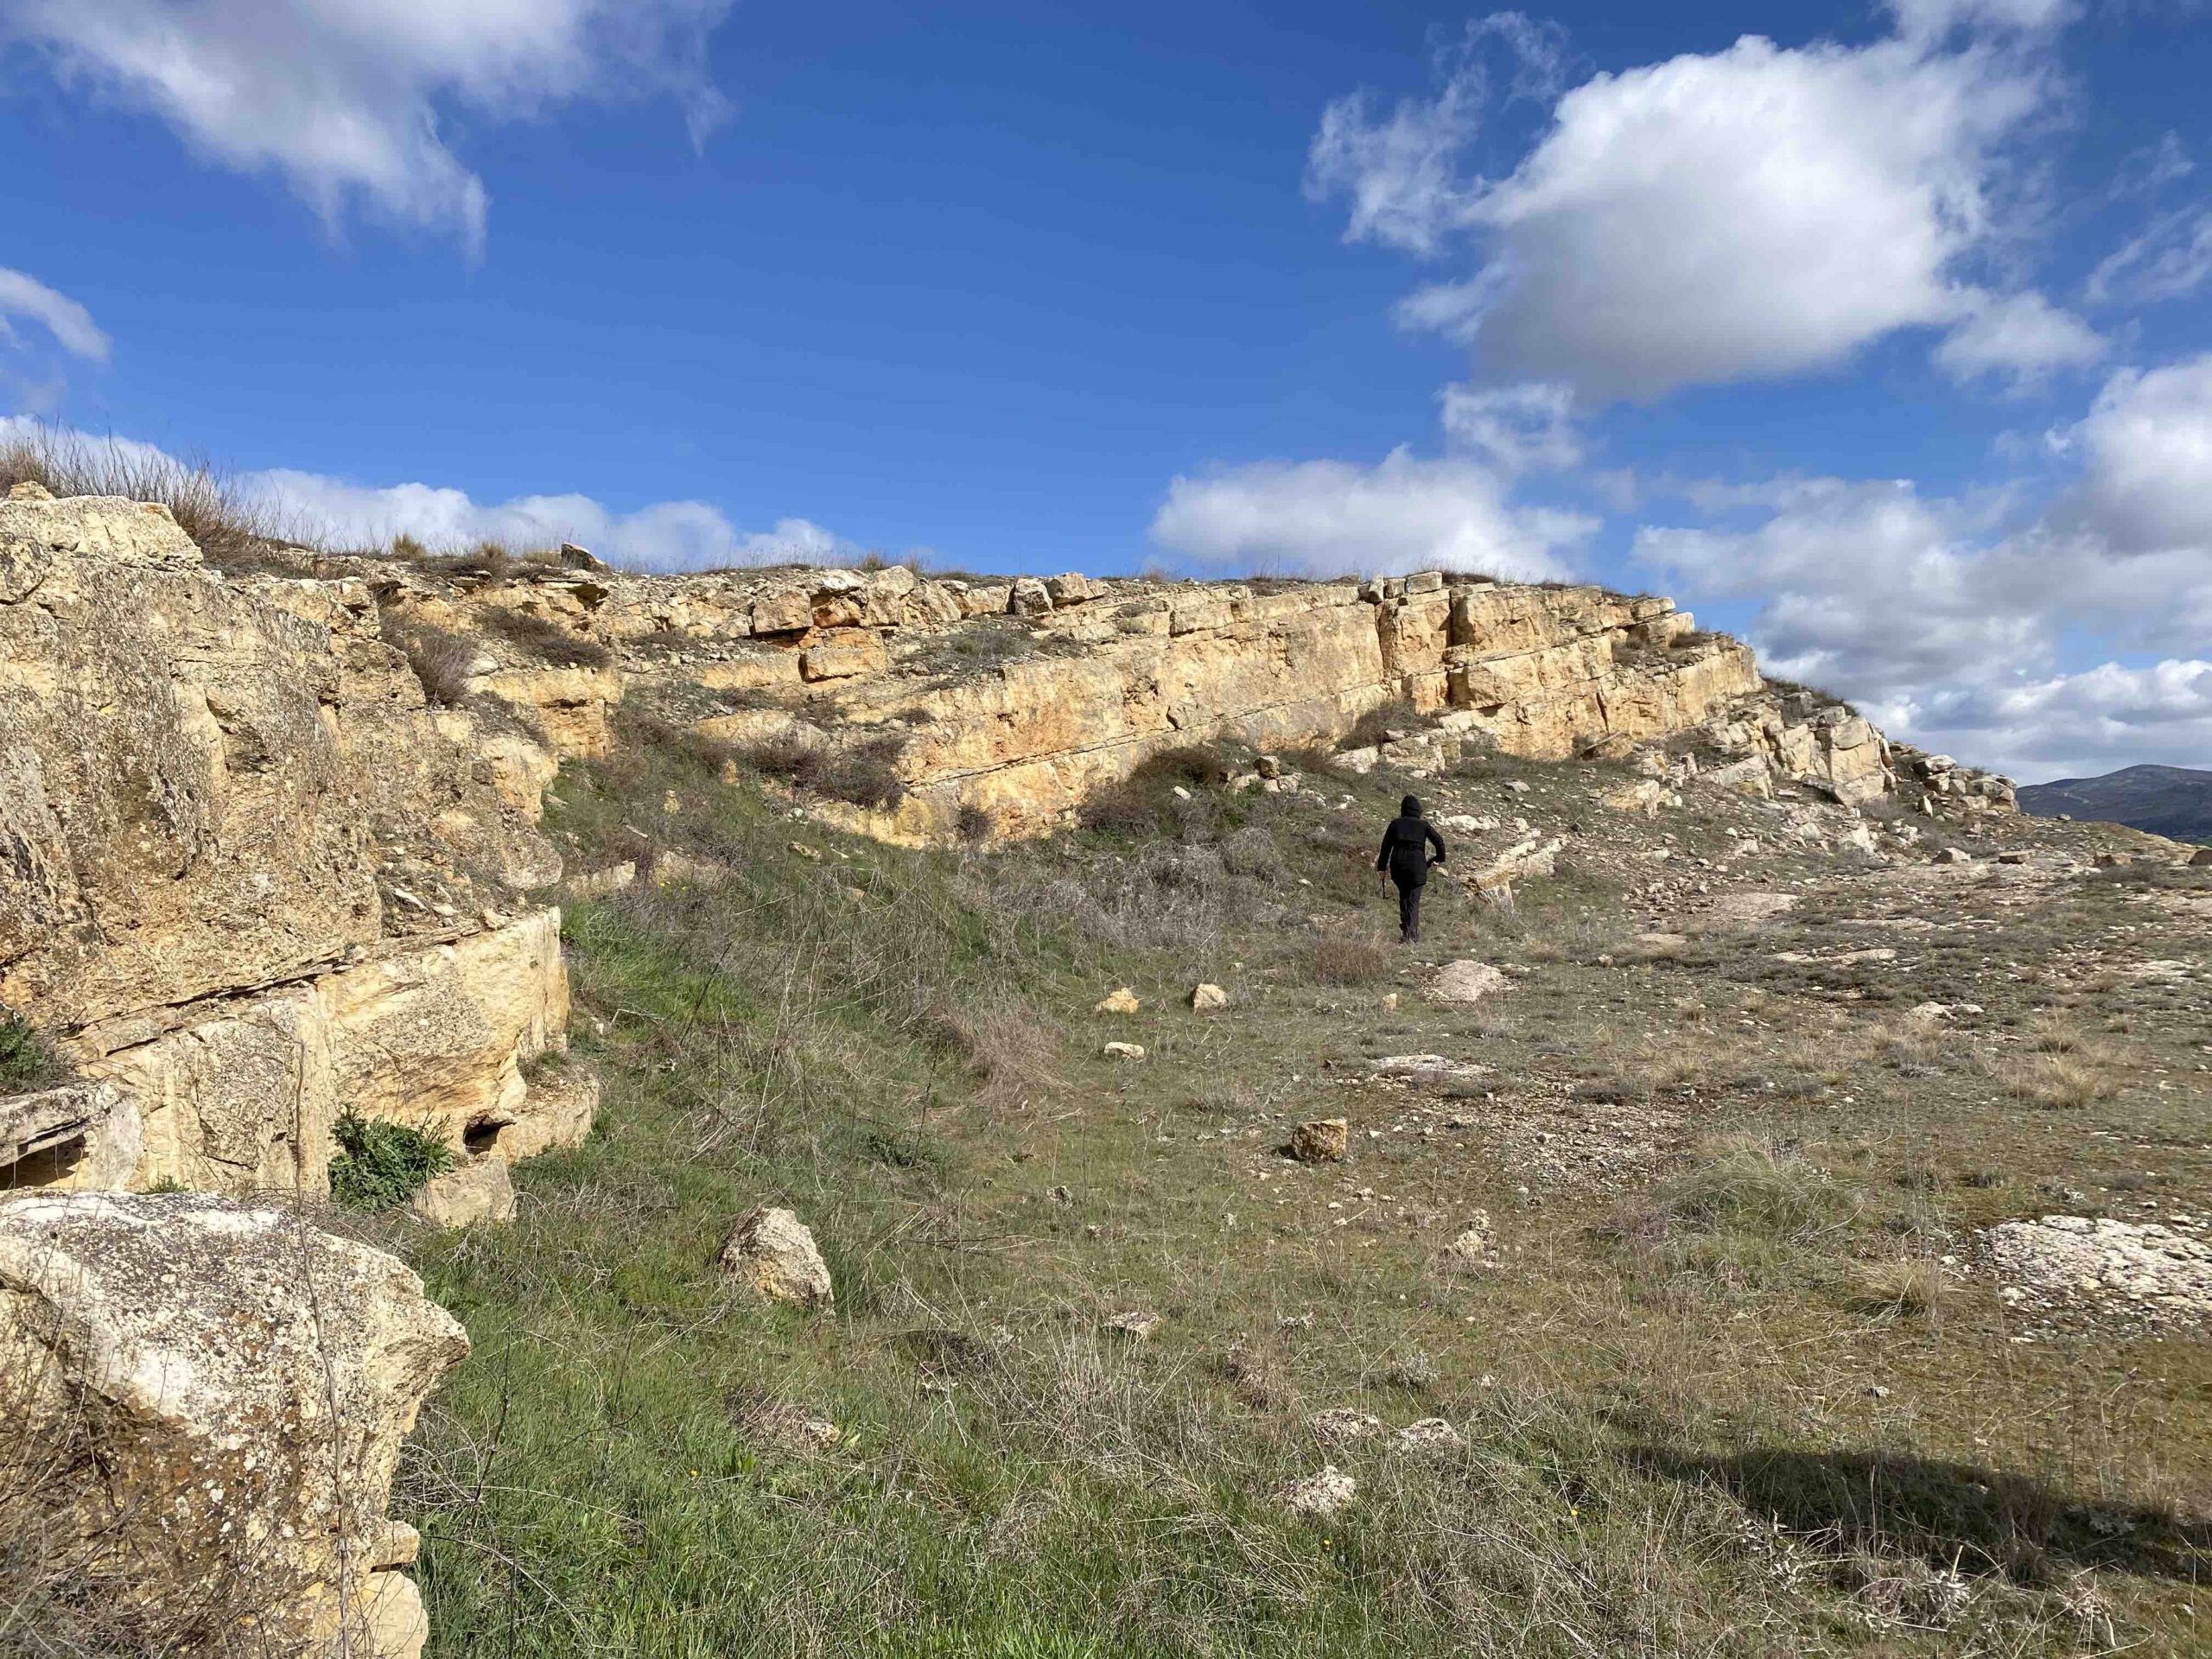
[346,704,2209,1657]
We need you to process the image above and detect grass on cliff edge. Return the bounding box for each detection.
[385,722,2211,1659]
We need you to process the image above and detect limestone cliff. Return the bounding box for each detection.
[0,486,590,1196]
[0,486,2018,1194]
[397,556,2013,842]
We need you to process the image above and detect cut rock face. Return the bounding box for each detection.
[0,1192,468,1658]
[719,1205,834,1307]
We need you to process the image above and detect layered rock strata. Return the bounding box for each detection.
[0,487,588,1195]
[397,560,1798,842]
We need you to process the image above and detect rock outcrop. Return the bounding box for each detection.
[0,488,589,1196]
[0,1191,468,1656]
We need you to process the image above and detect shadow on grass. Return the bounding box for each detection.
[1630,1445,2212,1584]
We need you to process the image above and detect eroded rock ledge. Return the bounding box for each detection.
[0,486,591,1196]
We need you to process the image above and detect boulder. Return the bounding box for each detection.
[1093,987,1141,1015]
[0,1192,467,1658]
[1430,960,1510,1004]
[1394,1418,1466,1455]
[1190,982,1230,1012]
[1103,1041,1147,1062]
[719,1206,834,1307]
[1044,572,1092,606]
[410,1156,516,1229]
[1289,1118,1349,1164]
[1007,577,1052,617]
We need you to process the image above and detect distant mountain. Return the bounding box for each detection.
[2017,764,2212,841]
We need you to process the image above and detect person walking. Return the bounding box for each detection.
[1376,794,1447,944]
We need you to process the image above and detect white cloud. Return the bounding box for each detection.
[0,0,734,251]
[0,420,852,572]
[1933,289,2104,386]
[1633,353,2212,779]
[1904,659,2212,781]
[1309,20,2063,400]
[1886,0,2077,41]
[253,467,853,571]
[1149,448,1592,581]
[2086,207,2212,306]
[0,265,109,360]
[2060,353,2212,553]
[1439,380,1581,473]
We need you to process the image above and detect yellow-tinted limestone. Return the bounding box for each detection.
[0,489,587,1197]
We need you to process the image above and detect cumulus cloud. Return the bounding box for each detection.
[1901,659,2212,781]
[1633,353,2212,778]
[1149,448,1592,581]
[2057,353,2212,553]
[1309,14,2074,400]
[0,0,734,251]
[1934,289,2104,387]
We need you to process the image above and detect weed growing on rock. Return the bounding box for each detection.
[0,1012,69,1092]
[327,1114,454,1210]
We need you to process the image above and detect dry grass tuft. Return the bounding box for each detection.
[0,423,311,569]
[1310,933,1393,985]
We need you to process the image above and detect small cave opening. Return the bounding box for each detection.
[462,1118,506,1157]
[0,1135,88,1191]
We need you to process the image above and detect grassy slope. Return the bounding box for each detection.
[395,720,2212,1657]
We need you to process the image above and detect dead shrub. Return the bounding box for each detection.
[1310,933,1391,985]
[378,613,478,706]
[739,731,906,810]
[0,423,308,568]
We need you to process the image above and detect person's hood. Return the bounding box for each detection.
[1400,794,1421,817]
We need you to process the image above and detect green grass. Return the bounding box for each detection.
[382,725,2212,1656]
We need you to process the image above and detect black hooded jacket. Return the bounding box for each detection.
[1376,795,1447,887]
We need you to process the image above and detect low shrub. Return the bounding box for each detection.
[327,1113,454,1210]
[0,1012,70,1092]
[378,612,478,705]
[1340,700,1421,751]
[740,732,906,810]
[1310,934,1392,985]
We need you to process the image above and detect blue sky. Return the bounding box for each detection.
[2,0,2209,780]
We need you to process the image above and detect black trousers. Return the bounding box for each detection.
[1395,877,1424,942]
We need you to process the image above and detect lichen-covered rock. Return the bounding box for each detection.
[1431,960,1511,1004]
[719,1205,834,1307]
[0,1192,468,1657]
